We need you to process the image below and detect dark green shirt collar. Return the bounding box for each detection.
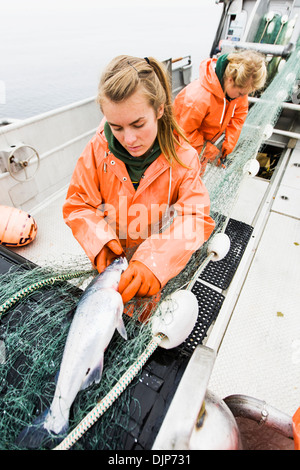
[104,121,161,188]
[215,53,229,88]
[215,53,235,101]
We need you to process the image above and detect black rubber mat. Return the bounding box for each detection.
[199,218,254,290]
[0,244,36,274]
[180,280,224,355]
[97,347,189,450]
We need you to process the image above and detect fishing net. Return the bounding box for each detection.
[0,258,156,450]
[1,39,300,450]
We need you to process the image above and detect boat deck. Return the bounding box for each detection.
[208,142,300,417]
[9,186,86,267]
[208,210,300,416]
[7,138,300,422]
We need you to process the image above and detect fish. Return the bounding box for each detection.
[16,256,128,449]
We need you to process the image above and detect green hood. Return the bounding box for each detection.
[104,121,161,188]
[215,53,229,89]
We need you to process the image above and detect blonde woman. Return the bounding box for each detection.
[63,55,215,306]
[173,50,267,175]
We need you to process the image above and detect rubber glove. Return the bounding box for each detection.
[95,239,123,273]
[199,141,220,163]
[118,260,161,304]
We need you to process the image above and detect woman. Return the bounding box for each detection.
[173,50,267,175]
[63,55,215,305]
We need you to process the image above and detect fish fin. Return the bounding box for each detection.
[117,315,127,340]
[80,354,104,391]
[15,409,68,450]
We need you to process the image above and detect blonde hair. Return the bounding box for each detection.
[97,55,189,167]
[224,50,267,91]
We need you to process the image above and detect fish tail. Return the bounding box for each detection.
[16,409,68,450]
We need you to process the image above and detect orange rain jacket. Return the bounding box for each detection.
[174,58,249,174]
[63,120,215,288]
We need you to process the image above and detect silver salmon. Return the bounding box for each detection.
[17,256,128,448]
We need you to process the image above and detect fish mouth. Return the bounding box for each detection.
[119,253,128,272]
[112,253,127,272]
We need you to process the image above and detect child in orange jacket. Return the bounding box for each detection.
[174,50,267,176]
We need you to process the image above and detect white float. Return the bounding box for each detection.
[151,290,198,349]
[207,233,230,262]
[262,124,274,140]
[243,158,260,177]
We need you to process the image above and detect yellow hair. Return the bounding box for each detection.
[225,50,267,91]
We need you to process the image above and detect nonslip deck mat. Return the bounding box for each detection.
[181,281,225,354]
[200,218,254,290]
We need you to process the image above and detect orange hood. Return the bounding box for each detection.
[174,58,248,155]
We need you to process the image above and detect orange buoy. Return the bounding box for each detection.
[0,205,37,247]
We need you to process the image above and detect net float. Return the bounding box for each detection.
[0,205,37,247]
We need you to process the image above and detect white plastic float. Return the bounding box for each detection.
[151,289,198,349]
[207,232,231,262]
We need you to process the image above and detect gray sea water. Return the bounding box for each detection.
[0,0,222,120]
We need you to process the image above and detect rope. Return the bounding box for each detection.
[0,271,92,320]
[53,332,165,450]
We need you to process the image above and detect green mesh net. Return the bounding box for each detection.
[0,259,158,450]
[1,40,300,450]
